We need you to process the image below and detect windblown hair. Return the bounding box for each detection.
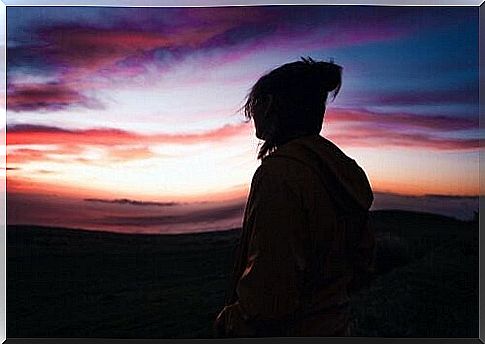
[243,57,342,160]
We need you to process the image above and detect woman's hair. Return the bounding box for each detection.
[243,57,342,160]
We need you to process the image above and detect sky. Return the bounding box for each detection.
[5,6,481,234]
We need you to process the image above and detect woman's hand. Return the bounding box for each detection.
[213,307,228,338]
[213,302,256,338]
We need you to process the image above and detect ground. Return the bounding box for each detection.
[7,210,479,338]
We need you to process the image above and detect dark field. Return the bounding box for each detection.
[7,210,479,338]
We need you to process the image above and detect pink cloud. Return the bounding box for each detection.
[7,145,84,165]
[7,122,250,147]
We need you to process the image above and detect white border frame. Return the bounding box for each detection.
[0,2,482,344]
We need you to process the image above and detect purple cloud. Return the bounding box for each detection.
[7,82,104,112]
[326,108,479,131]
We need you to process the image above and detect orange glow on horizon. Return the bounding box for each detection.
[6,174,250,204]
[6,172,480,205]
[371,182,480,198]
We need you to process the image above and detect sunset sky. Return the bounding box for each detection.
[5,6,480,233]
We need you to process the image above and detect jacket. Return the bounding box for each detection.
[214,134,375,337]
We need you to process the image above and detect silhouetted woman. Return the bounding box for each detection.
[214,57,375,337]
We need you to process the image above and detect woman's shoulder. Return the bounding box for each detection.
[255,153,318,190]
[251,154,325,212]
[260,154,305,176]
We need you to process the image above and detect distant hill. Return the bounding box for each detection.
[7,209,478,338]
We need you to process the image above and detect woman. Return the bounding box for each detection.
[214,57,375,337]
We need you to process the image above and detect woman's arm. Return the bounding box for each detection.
[215,164,308,337]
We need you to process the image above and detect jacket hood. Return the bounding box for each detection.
[265,134,374,211]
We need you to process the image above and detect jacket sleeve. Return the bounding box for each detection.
[347,213,376,295]
[218,165,307,336]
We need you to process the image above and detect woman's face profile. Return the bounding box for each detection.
[252,95,273,140]
[253,113,265,140]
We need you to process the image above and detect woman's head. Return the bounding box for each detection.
[243,57,342,160]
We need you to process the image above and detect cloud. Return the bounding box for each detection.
[5,123,250,170]
[6,122,250,146]
[40,25,174,64]
[36,170,56,174]
[7,6,422,86]
[7,148,50,164]
[322,108,479,151]
[325,108,478,131]
[84,198,181,207]
[6,144,156,167]
[6,144,85,165]
[25,20,235,80]
[5,6,443,117]
[7,82,103,112]
[7,108,478,156]
[189,7,415,68]
[326,125,478,151]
